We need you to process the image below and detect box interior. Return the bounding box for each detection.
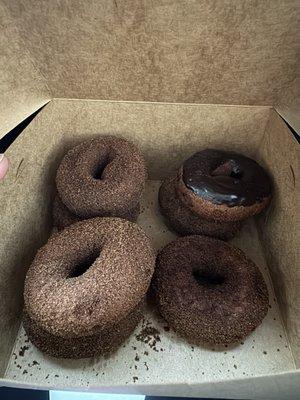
[0,0,299,397]
[0,100,298,398]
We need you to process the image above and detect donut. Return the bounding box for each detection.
[24,217,155,338]
[56,136,147,219]
[52,195,81,230]
[53,195,140,230]
[159,176,241,240]
[23,304,142,359]
[177,149,271,222]
[154,235,269,345]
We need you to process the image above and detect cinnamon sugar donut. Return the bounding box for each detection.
[56,136,147,219]
[53,195,140,230]
[53,195,81,230]
[23,304,142,359]
[154,235,269,345]
[24,217,155,338]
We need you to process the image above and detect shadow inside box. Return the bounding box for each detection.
[0,387,247,400]
[0,387,49,400]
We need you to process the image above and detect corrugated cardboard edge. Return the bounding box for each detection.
[0,2,51,139]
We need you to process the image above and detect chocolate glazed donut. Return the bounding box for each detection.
[177,149,272,222]
[56,136,147,219]
[24,217,155,339]
[154,235,269,345]
[159,176,241,240]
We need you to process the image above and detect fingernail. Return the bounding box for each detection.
[0,154,9,180]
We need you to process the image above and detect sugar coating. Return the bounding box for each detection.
[52,195,81,229]
[154,235,269,345]
[53,194,140,230]
[24,217,155,338]
[23,303,142,359]
[56,136,147,218]
[159,177,241,240]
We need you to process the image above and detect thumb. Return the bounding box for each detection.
[0,154,9,180]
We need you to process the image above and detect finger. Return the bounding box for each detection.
[0,154,9,180]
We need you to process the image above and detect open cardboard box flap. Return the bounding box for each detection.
[0,1,299,399]
[1,0,300,136]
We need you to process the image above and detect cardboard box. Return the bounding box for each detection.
[0,1,299,399]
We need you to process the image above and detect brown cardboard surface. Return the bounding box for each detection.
[0,2,51,138]
[0,99,298,397]
[3,0,300,107]
[276,74,300,133]
[257,110,300,366]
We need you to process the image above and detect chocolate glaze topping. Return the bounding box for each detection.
[182,149,271,207]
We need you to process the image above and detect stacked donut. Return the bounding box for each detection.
[155,149,272,346]
[53,136,147,230]
[159,149,271,240]
[23,136,155,358]
[24,217,155,358]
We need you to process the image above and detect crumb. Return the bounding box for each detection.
[133,376,138,383]
[135,354,140,362]
[19,346,29,357]
[135,326,161,351]
[234,364,237,369]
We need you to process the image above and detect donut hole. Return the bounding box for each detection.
[193,269,225,287]
[211,160,243,181]
[92,155,113,180]
[68,250,100,278]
